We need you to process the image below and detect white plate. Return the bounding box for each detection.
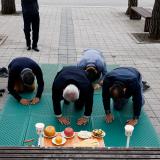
[61,131,75,138]
[92,131,106,138]
[43,133,56,139]
[78,131,92,139]
[52,137,66,146]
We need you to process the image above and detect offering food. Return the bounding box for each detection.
[44,126,56,137]
[52,136,66,145]
[78,131,92,139]
[64,127,74,137]
[55,136,63,144]
[73,139,99,147]
[92,129,105,138]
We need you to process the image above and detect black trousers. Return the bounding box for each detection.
[23,13,40,47]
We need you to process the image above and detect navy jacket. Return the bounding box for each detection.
[8,57,44,101]
[102,67,143,119]
[21,0,39,14]
[52,66,94,117]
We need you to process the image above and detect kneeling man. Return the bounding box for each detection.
[102,67,144,126]
[8,57,44,105]
[52,66,94,126]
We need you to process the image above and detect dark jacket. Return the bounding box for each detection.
[52,66,94,117]
[102,67,143,119]
[8,57,44,101]
[21,0,39,14]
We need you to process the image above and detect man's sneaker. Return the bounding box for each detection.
[143,84,150,92]
[0,72,8,77]
[142,81,147,85]
[0,67,8,73]
[32,46,39,52]
[0,67,8,77]
[0,89,5,93]
[27,46,31,50]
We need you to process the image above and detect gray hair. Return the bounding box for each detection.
[63,84,79,102]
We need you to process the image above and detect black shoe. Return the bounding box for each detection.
[27,46,31,50]
[32,46,39,52]
[143,84,150,92]
[0,73,8,78]
[0,67,8,77]
[0,67,8,74]
[142,81,147,85]
[0,89,5,93]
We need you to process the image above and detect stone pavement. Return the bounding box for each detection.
[0,0,160,135]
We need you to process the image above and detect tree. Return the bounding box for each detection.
[149,0,160,39]
[1,0,16,14]
[126,0,141,19]
[126,0,138,15]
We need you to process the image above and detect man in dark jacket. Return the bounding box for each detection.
[102,67,144,126]
[52,66,94,126]
[8,57,44,105]
[21,0,40,51]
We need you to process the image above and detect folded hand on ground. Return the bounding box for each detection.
[77,116,88,125]
[57,116,70,125]
[105,113,114,123]
[126,119,138,126]
[20,98,30,105]
[30,97,40,105]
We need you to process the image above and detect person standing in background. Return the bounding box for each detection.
[21,0,40,52]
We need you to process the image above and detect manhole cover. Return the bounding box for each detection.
[129,33,160,44]
[0,35,7,46]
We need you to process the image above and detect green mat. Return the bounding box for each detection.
[0,64,159,147]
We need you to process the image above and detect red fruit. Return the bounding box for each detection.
[64,127,74,137]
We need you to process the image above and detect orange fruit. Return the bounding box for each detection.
[44,126,56,137]
[55,136,63,144]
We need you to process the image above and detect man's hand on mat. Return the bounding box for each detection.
[20,98,30,105]
[30,97,40,105]
[105,113,114,123]
[57,117,70,125]
[126,119,138,126]
[77,117,88,125]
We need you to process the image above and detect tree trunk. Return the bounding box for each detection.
[149,0,160,39]
[126,0,138,15]
[1,0,16,14]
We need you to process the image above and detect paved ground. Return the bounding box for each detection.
[0,0,160,136]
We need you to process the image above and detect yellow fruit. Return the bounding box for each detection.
[44,126,56,137]
[55,136,63,144]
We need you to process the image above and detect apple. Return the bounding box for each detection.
[64,127,74,137]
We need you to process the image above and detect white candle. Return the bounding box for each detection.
[35,123,45,147]
[124,124,134,148]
